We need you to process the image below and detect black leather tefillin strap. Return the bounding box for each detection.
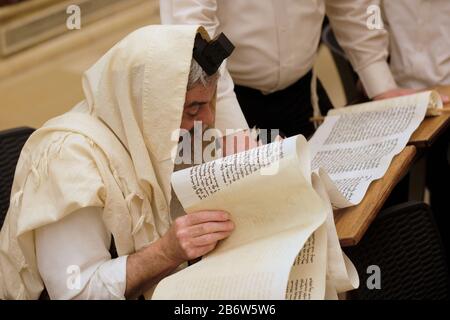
[193,32,235,75]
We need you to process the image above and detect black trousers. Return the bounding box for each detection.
[234,71,333,140]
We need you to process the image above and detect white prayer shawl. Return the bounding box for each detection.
[0,25,212,300]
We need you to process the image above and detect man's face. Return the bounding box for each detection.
[180,83,216,131]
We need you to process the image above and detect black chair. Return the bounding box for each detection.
[0,127,35,228]
[321,24,366,105]
[345,201,450,300]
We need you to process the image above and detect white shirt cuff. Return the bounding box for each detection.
[357,60,397,98]
[76,255,128,300]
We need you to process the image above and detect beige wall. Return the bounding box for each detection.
[0,0,160,130]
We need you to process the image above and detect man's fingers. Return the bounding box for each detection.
[189,221,235,237]
[191,231,233,246]
[185,211,231,226]
[193,243,217,258]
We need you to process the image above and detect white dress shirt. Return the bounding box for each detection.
[35,207,128,300]
[382,0,450,88]
[161,0,397,103]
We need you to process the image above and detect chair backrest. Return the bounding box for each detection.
[0,127,35,228]
[345,201,450,300]
[321,24,365,105]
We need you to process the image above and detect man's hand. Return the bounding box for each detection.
[374,88,450,104]
[125,210,234,299]
[373,88,419,100]
[160,211,235,264]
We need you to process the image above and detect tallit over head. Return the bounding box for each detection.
[83,24,213,213]
[0,25,213,299]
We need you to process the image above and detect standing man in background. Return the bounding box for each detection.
[382,0,450,90]
[160,0,416,139]
[382,0,450,256]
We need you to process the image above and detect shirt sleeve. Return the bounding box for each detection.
[325,0,397,98]
[35,206,128,300]
[160,0,249,132]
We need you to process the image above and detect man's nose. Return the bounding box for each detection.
[196,105,214,126]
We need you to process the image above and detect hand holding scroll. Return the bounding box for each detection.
[160,210,235,263]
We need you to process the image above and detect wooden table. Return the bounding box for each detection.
[407,86,450,202]
[336,86,450,246]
